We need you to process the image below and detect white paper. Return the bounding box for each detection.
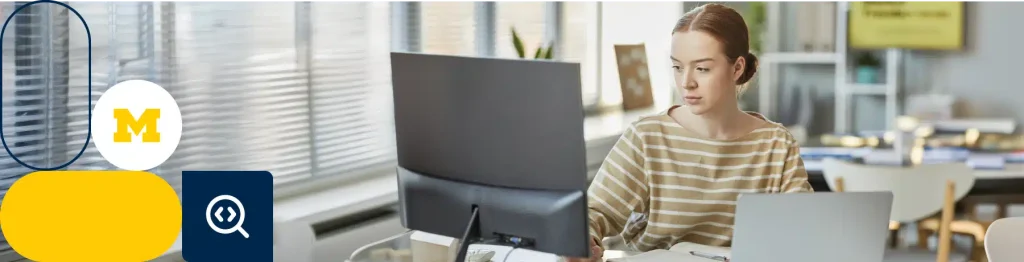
[967,156,1006,170]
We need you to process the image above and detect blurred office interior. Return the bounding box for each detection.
[1,1,1023,262]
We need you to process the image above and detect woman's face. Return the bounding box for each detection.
[670,30,744,115]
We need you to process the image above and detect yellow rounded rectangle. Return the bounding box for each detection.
[0,171,181,261]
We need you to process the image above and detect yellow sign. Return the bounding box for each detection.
[849,2,964,50]
[113,108,161,143]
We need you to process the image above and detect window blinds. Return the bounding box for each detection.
[419,2,477,56]
[160,2,314,187]
[308,2,396,180]
[0,2,73,196]
[495,2,546,59]
[0,2,395,197]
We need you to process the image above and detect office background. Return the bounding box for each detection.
[0,1,1022,261]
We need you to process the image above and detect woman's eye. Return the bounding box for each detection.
[696,67,710,72]
[671,65,682,71]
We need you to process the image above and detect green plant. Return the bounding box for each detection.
[744,2,766,54]
[855,53,882,68]
[512,27,554,60]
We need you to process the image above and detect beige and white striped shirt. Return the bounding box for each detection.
[587,108,813,251]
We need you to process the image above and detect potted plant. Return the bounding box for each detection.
[855,53,882,84]
[512,27,554,60]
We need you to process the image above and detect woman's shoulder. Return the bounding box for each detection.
[626,114,680,136]
[746,113,800,147]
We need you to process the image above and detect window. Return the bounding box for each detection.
[495,2,546,59]
[307,2,395,182]
[599,2,682,108]
[0,2,395,197]
[491,2,678,111]
[420,2,476,56]
[562,2,600,107]
[1,2,73,196]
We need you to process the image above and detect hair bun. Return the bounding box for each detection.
[737,52,759,85]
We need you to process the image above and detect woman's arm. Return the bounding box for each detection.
[779,144,813,193]
[588,125,651,246]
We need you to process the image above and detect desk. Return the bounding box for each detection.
[348,232,724,262]
[804,161,1024,195]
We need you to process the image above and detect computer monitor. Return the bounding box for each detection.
[390,52,590,261]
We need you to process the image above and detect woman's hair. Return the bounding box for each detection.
[672,4,759,86]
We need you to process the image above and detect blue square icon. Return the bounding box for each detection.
[183,171,273,262]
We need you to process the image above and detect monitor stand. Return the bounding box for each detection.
[455,206,481,262]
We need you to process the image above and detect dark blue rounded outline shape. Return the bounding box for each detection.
[0,0,90,171]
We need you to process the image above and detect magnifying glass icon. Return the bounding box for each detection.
[205,194,249,238]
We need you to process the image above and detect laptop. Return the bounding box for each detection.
[729,192,894,262]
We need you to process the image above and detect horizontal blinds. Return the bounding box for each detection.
[160,2,313,188]
[0,2,73,194]
[65,2,135,174]
[495,2,546,58]
[0,2,396,196]
[309,2,395,178]
[420,2,476,56]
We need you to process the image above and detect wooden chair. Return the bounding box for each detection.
[919,193,1023,262]
[984,217,1024,262]
[823,158,974,262]
[917,215,992,262]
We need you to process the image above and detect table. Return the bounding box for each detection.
[346,232,663,262]
[804,161,1024,196]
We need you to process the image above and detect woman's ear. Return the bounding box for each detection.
[733,56,746,83]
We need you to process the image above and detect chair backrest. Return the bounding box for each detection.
[985,217,1024,262]
[274,217,315,262]
[821,158,974,222]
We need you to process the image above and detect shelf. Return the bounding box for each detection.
[761,52,838,64]
[846,83,887,95]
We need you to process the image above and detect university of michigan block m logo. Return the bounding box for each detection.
[113,108,161,143]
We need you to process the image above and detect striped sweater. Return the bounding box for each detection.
[587,108,813,251]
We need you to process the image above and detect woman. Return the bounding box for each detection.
[567,4,812,261]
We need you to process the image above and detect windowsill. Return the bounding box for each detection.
[158,105,666,259]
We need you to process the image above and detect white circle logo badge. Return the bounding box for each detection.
[91,80,182,171]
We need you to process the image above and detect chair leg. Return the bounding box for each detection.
[996,203,1008,219]
[964,202,978,221]
[972,247,987,262]
[917,227,931,249]
[971,236,987,262]
[890,229,900,248]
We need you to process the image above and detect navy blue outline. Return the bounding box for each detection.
[0,0,91,171]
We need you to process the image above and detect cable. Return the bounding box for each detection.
[501,247,518,262]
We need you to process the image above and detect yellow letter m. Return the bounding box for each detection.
[113,108,161,143]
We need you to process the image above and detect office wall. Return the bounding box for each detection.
[777,2,1024,134]
[901,2,1024,125]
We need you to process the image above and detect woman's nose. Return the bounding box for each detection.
[680,74,696,90]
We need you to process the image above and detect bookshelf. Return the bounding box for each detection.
[756,2,902,134]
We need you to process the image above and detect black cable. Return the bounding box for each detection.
[501,247,517,262]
